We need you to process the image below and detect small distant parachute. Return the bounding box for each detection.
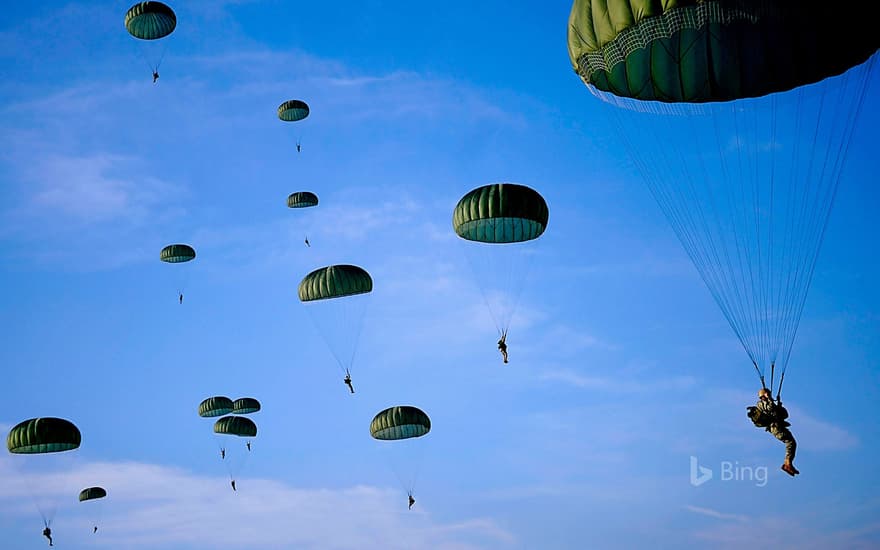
[288,192,319,247]
[125,2,176,79]
[371,406,431,500]
[370,406,431,441]
[161,244,195,300]
[278,100,310,122]
[232,398,261,415]
[198,396,234,418]
[212,416,256,487]
[79,486,107,533]
[125,2,176,40]
[298,265,372,302]
[453,184,549,340]
[214,416,257,438]
[78,487,107,502]
[453,183,549,244]
[7,417,81,454]
[160,244,195,263]
[287,191,319,209]
[298,265,372,381]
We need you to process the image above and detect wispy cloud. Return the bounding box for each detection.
[689,515,880,550]
[0,457,514,549]
[18,153,182,225]
[539,369,697,393]
[684,504,748,523]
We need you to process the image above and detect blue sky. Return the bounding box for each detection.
[1,2,879,548]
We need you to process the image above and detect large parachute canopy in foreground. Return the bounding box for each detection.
[7,417,81,454]
[567,0,879,395]
[125,2,176,40]
[567,0,878,103]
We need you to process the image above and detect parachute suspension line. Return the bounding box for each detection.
[345,295,368,374]
[725,100,766,371]
[768,87,805,384]
[765,93,779,376]
[603,98,762,370]
[769,361,776,395]
[776,55,877,390]
[460,236,533,337]
[753,361,766,390]
[706,102,763,370]
[674,105,763,370]
[305,305,348,375]
[680,105,759,370]
[154,40,171,72]
[749,96,772,371]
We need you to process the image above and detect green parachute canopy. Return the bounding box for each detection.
[214,416,257,438]
[278,100,310,122]
[287,191,319,209]
[79,487,107,502]
[198,396,234,418]
[125,2,176,40]
[370,406,431,441]
[453,184,549,244]
[298,265,373,302]
[567,0,879,103]
[7,418,81,454]
[160,244,195,263]
[232,398,261,415]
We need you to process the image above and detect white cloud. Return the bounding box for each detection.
[688,515,880,550]
[0,457,514,550]
[21,153,182,224]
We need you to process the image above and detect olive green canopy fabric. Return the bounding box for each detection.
[160,244,195,263]
[214,416,257,437]
[198,396,234,418]
[370,406,431,441]
[298,265,372,302]
[7,418,81,454]
[287,191,319,208]
[125,2,176,40]
[567,0,879,102]
[278,100,310,122]
[453,184,549,243]
[79,487,107,502]
[232,398,261,415]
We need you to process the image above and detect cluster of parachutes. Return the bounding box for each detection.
[198,396,260,487]
[11,0,877,541]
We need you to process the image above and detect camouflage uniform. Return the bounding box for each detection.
[754,398,797,463]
